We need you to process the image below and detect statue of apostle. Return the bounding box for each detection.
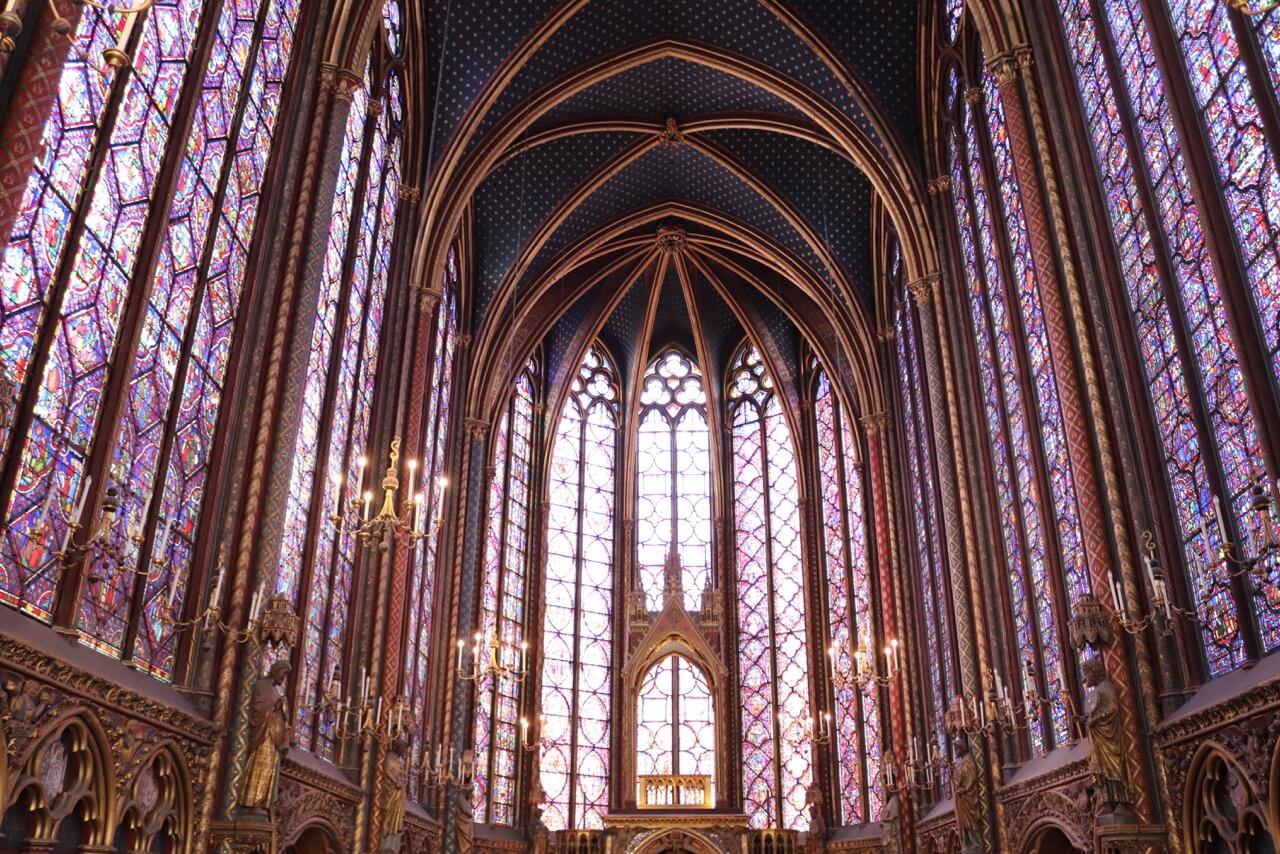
[238,660,293,814]
[952,735,981,853]
[1083,656,1134,818]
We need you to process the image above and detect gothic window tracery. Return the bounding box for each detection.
[636,654,715,788]
[813,365,882,822]
[730,343,813,831]
[636,349,712,611]
[474,358,539,825]
[539,345,618,831]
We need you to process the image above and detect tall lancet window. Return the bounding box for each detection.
[0,0,302,675]
[636,349,712,610]
[275,14,404,757]
[636,654,716,788]
[539,346,618,830]
[404,245,459,800]
[729,344,812,830]
[474,359,538,825]
[813,366,882,823]
[945,66,1071,750]
[1052,0,1280,673]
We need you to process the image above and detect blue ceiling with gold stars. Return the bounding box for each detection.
[428,0,921,389]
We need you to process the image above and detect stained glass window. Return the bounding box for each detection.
[945,0,963,41]
[636,348,712,611]
[404,246,459,800]
[473,360,538,826]
[636,654,715,789]
[730,344,812,831]
[0,0,301,677]
[1053,0,1280,672]
[275,49,403,757]
[813,367,882,823]
[946,71,1070,749]
[540,346,617,831]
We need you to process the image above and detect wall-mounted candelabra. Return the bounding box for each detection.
[332,437,443,550]
[520,713,547,753]
[827,638,898,692]
[455,630,528,683]
[884,739,945,794]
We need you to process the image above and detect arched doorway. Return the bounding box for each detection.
[631,829,725,854]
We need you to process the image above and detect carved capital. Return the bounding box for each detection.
[965,85,984,106]
[399,185,422,204]
[418,286,443,315]
[860,412,888,435]
[321,64,362,102]
[927,175,952,196]
[906,274,941,306]
[465,418,490,441]
[987,54,1019,87]
[1014,45,1035,75]
[876,327,895,343]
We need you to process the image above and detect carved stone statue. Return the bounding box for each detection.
[1082,656,1134,820]
[951,735,981,854]
[237,660,292,815]
[528,770,549,854]
[804,780,826,851]
[381,738,409,851]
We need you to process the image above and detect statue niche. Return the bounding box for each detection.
[619,547,728,812]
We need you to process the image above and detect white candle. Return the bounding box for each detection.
[520,640,528,674]
[520,716,528,743]
[154,520,170,562]
[72,474,92,524]
[1111,577,1126,617]
[210,563,225,609]
[1213,494,1230,544]
[375,697,383,726]
[167,568,178,607]
[456,639,465,673]
[362,491,372,521]
[356,455,367,489]
[406,458,417,502]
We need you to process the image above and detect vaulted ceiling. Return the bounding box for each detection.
[411,0,932,421]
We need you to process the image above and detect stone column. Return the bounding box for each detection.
[988,51,1154,820]
[907,273,999,851]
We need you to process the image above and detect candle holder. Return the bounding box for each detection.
[455,631,528,684]
[519,714,547,753]
[421,745,474,790]
[829,640,897,691]
[331,438,440,551]
[64,0,158,73]
[1228,0,1279,15]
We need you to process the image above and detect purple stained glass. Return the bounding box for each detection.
[0,1,204,622]
[636,349,711,610]
[731,345,812,831]
[1164,0,1280,645]
[950,109,1068,747]
[895,305,955,762]
[474,363,536,825]
[539,346,616,830]
[1055,0,1251,672]
[814,370,881,823]
[73,0,301,678]
[405,255,458,800]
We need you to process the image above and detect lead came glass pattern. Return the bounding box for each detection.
[814,369,881,823]
[79,0,301,677]
[731,345,812,831]
[0,0,301,668]
[474,363,537,825]
[636,349,711,611]
[405,248,458,800]
[949,86,1068,746]
[1054,0,1254,671]
[540,346,617,831]
[635,655,715,793]
[1,0,207,622]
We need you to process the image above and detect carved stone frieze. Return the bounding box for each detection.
[996,757,1092,854]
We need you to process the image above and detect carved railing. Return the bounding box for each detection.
[550,830,606,854]
[747,829,800,854]
[637,774,713,808]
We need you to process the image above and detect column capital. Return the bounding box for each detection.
[965,85,984,106]
[320,63,362,102]
[859,411,888,435]
[464,418,490,441]
[399,185,422,204]
[927,175,952,196]
[986,53,1020,86]
[906,273,942,305]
